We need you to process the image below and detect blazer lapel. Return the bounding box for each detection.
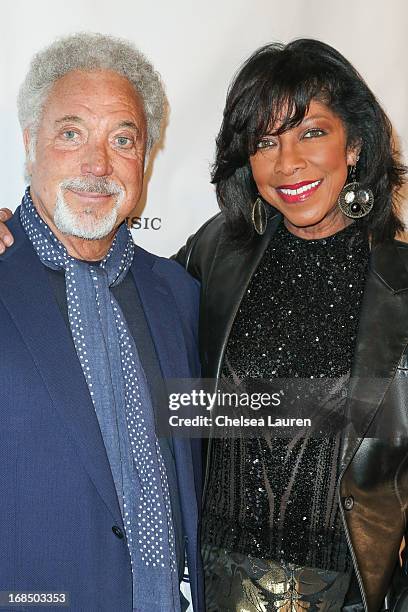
[341,241,408,468]
[0,219,123,525]
[130,248,191,380]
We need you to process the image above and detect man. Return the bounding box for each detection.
[0,33,203,611]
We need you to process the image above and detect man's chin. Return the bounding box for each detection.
[54,215,118,241]
[54,189,121,241]
[61,230,111,241]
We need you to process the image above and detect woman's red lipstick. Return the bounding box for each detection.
[276,179,322,203]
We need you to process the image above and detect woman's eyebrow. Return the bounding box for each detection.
[301,114,331,122]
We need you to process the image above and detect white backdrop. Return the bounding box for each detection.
[1,0,407,258]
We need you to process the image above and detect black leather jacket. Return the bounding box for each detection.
[175,212,408,612]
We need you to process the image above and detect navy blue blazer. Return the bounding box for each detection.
[0,213,204,612]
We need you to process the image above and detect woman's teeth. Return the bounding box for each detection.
[279,180,321,195]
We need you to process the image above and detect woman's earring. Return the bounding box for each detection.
[337,159,374,219]
[251,197,268,235]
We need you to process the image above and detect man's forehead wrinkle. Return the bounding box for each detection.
[49,80,144,114]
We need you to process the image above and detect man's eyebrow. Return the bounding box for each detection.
[53,117,141,131]
[54,115,84,125]
[117,120,140,131]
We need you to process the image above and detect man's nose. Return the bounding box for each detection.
[80,143,113,177]
[274,142,306,176]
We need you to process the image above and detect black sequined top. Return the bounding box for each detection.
[202,221,370,572]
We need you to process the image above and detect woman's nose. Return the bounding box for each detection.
[274,142,306,176]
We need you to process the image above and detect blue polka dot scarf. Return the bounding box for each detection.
[20,188,180,612]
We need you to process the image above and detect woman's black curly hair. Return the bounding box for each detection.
[211,38,406,244]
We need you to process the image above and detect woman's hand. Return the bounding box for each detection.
[0,209,14,253]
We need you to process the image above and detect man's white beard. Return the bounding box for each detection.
[53,178,125,240]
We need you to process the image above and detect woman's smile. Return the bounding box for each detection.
[276,179,323,203]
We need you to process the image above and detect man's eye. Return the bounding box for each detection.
[257,138,277,150]
[303,128,326,139]
[62,130,78,140]
[115,136,133,147]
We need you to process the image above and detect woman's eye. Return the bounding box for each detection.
[303,128,326,139]
[257,138,277,150]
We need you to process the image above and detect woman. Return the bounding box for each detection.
[0,39,407,611]
[173,40,408,611]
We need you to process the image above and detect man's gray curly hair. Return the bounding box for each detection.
[17,32,166,157]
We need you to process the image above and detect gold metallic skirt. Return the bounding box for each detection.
[202,543,351,612]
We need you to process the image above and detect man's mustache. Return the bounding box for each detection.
[59,177,124,196]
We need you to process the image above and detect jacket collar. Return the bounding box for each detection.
[370,239,408,293]
[206,212,281,378]
[129,245,192,380]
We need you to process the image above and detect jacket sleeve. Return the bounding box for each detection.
[171,213,222,281]
[172,233,200,277]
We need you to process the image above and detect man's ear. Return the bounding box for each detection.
[23,128,34,175]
